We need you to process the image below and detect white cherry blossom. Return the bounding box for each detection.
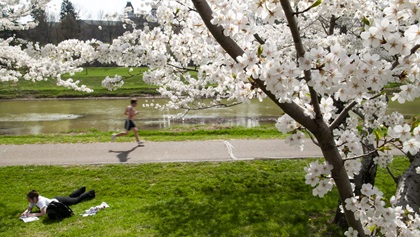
[360,27,382,48]
[388,124,412,141]
[403,139,420,155]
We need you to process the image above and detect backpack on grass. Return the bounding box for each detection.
[46,201,74,221]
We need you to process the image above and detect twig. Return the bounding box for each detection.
[180,101,242,110]
[280,0,322,120]
[167,63,198,72]
[178,101,243,118]
[303,128,320,147]
[342,149,379,161]
[386,166,399,184]
[330,101,358,130]
[253,33,265,45]
[391,44,420,70]
[330,93,384,130]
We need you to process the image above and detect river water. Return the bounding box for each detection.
[0,98,418,135]
[0,98,281,135]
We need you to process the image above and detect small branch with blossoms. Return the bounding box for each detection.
[293,0,322,15]
[167,63,199,72]
[391,44,420,70]
[181,101,242,110]
[174,101,242,118]
[175,0,196,12]
[330,101,358,131]
[342,149,381,161]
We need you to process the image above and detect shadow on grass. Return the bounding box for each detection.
[42,217,63,225]
[108,145,141,162]
[142,177,342,236]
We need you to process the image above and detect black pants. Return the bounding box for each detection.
[54,187,93,206]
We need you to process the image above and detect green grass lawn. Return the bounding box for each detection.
[0,158,408,237]
[0,66,399,100]
[0,125,285,144]
[0,67,159,99]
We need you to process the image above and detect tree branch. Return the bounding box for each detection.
[253,33,265,44]
[330,101,358,130]
[179,101,243,118]
[342,149,379,161]
[280,0,322,120]
[182,101,243,111]
[386,166,399,184]
[330,92,385,130]
[391,44,420,70]
[303,128,320,147]
[167,63,199,72]
[191,0,318,132]
[328,15,336,36]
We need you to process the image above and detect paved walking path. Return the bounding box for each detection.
[0,139,403,166]
[0,139,321,166]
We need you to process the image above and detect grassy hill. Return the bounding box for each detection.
[0,67,159,99]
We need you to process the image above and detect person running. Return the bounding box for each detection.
[20,187,95,218]
[111,98,144,146]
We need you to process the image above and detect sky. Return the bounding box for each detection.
[47,0,151,20]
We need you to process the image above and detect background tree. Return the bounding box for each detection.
[59,0,80,40]
[26,4,50,44]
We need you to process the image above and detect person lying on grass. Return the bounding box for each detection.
[20,187,95,218]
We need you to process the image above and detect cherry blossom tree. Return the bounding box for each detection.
[0,0,95,91]
[1,0,420,236]
[120,1,418,235]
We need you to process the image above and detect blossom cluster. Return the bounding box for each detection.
[304,160,334,198]
[374,152,394,169]
[285,131,306,151]
[275,114,299,134]
[275,115,307,151]
[344,184,420,236]
[388,124,420,155]
[101,75,124,91]
[1,37,96,92]
[56,78,93,93]
[0,0,49,31]
[360,1,420,104]
[335,129,364,158]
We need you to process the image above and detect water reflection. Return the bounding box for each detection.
[0,113,82,122]
[0,98,418,135]
[0,98,281,135]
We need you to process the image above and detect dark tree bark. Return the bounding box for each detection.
[395,152,420,214]
[334,142,378,228]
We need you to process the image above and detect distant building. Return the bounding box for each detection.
[78,1,159,42]
[124,1,135,19]
[15,2,159,46]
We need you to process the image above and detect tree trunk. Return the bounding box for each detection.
[313,121,365,236]
[395,152,420,214]
[334,142,378,228]
[191,0,365,235]
[354,143,378,196]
